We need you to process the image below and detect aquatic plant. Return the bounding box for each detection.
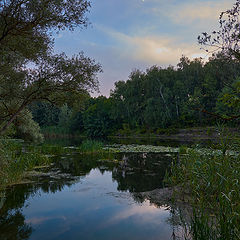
[79,139,104,153]
[104,144,179,153]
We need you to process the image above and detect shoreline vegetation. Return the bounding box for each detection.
[0,139,111,190]
[42,126,240,142]
[163,126,240,239]
[164,149,240,239]
[0,140,51,190]
[1,133,240,239]
[1,0,240,239]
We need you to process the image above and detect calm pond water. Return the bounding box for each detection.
[0,146,187,240]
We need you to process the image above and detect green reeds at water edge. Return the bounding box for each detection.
[165,148,240,239]
[0,140,51,189]
[0,139,110,190]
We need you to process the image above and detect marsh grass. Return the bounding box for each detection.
[165,147,240,239]
[0,138,109,190]
[0,140,50,189]
[41,126,80,138]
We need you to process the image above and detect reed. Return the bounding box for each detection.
[165,147,240,239]
[0,140,50,189]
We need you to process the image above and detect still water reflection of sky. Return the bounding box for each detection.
[22,169,173,240]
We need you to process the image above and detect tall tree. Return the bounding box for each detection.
[198,0,240,121]
[198,0,240,59]
[0,0,102,135]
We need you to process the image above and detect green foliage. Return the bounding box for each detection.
[29,102,60,127]
[178,145,188,154]
[110,55,240,132]
[83,96,115,138]
[79,139,104,153]
[58,104,73,132]
[218,79,240,115]
[0,0,101,135]
[14,110,44,143]
[117,124,132,136]
[29,54,240,138]
[70,111,85,133]
[0,140,50,189]
[166,141,240,239]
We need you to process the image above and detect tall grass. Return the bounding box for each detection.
[165,147,240,239]
[0,140,50,189]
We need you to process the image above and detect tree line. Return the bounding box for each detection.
[28,53,240,139]
[1,0,240,141]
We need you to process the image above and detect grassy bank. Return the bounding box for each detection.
[0,140,51,189]
[165,146,240,239]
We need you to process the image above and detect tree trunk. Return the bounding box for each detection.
[159,85,171,119]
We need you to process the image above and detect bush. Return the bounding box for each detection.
[15,109,44,143]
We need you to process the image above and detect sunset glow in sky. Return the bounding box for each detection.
[54,0,235,96]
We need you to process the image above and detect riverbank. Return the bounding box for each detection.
[111,126,240,141]
[40,124,240,146]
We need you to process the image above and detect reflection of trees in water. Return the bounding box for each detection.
[0,179,79,240]
[0,210,32,240]
[56,152,173,194]
[112,153,172,192]
[0,152,177,239]
[131,190,193,240]
[0,185,34,240]
[55,152,116,176]
[0,152,117,240]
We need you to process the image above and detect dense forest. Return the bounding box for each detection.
[1,1,240,142]
[25,54,240,140]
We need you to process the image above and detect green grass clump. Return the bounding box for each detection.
[165,148,240,239]
[0,140,51,189]
[79,139,104,153]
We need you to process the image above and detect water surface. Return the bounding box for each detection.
[0,150,185,240]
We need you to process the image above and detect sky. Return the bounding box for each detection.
[54,0,235,96]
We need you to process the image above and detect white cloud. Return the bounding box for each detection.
[97,25,205,65]
[162,0,234,24]
[99,200,169,228]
